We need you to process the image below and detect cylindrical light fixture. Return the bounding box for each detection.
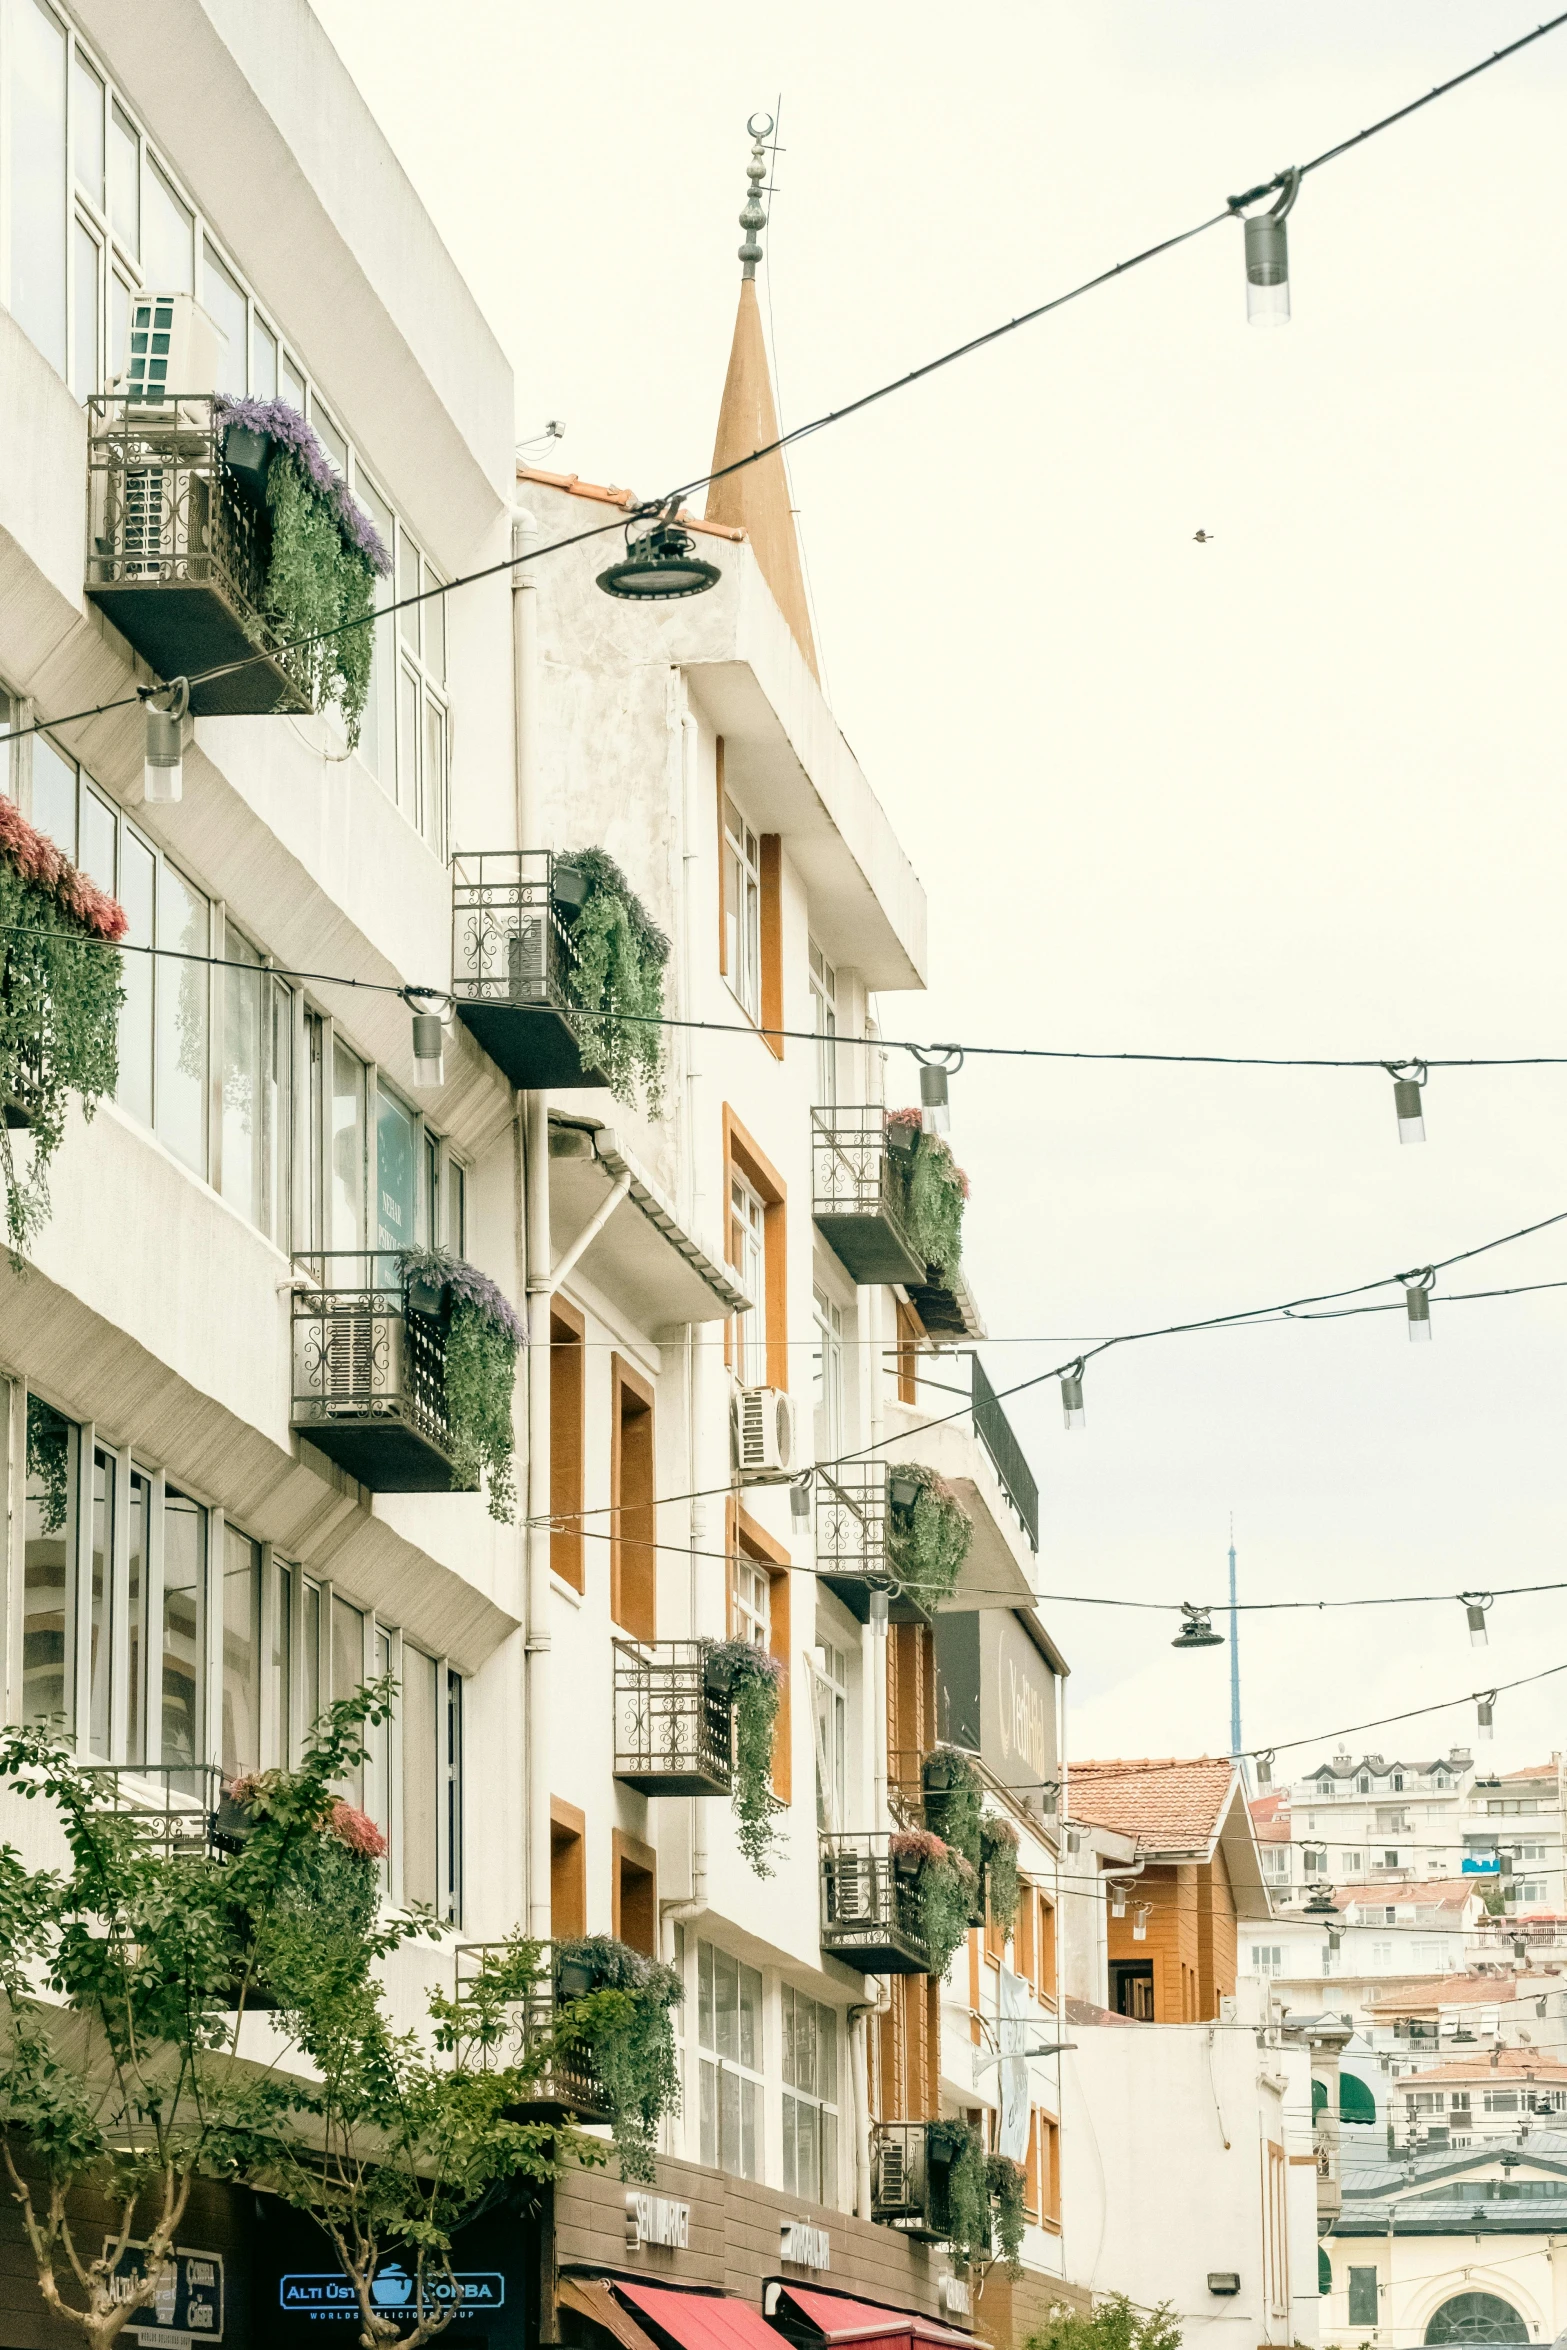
[411,1013,445,1087]
[1500,1849,1514,1880]
[1239,168,1301,327]
[918,1062,950,1136]
[143,677,190,803]
[1386,1061,1428,1145]
[1402,1268,1435,1343]
[790,1473,813,1524]
[1477,1691,1496,1740]
[1061,1361,1086,1432]
[1041,1782,1059,1817]
[1109,1884,1128,1919]
[868,1586,889,1634]
[1132,1904,1150,1943]
[1327,1922,1344,1954]
[1463,1595,1492,1649]
[1256,1752,1274,1791]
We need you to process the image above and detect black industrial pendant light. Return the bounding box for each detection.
[596,503,720,602]
[1171,1603,1224,1650]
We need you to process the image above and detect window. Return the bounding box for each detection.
[400,1646,440,1912]
[550,1303,585,1592]
[812,1638,848,1833]
[729,1505,790,1803]
[698,1942,763,2180]
[1391,1773,1404,1791]
[1348,2268,1379,2328]
[730,1172,767,1386]
[1016,1885,1057,2003]
[610,1356,655,1642]
[9,0,68,374]
[732,1552,771,1653]
[613,1831,657,1958]
[1376,1809,1408,1834]
[1303,1847,1326,1876]
[1343,1852,1363,1871]
[724,1111,786,1391]
[160,1487,205,1774]
[1027,2109,1061,2228]
[220,919,292,1245]
[221,1528,262,1781]
[331,1593,365,1802]
[1483,2091,1519,2114]
[1251,1946,1284,1977]
[550,1799,585,1939]
[809,942,837,1105]
[23,1395,77,1730]
[812,1286,844,1462]
[721,792,761,1020]
[331,1039,367,1251]
[1262,1846,1288,1876]
[1357,1774,1371,1794]
[375,1083,418,1268]
[782,1986,839,2206]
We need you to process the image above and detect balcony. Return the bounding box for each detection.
[76,1764,230,1858]
[454,1943,613,2125]
[290,1253,470,1493]
[451,850,616,1091]
[968,1356,1039,1553]
[819,1832,932,1974]
[613,1640,733,1797]
[84,395,313,717]
[870,2122,955,2240]
[811,1108,926,1285]
[815,1465,925,1626]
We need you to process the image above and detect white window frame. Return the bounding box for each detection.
[812,1638,849,1834]
[781,1982,841,2207]
[730,1172,767,1387]
[812,1284,844,1463]
[697,1940,764,2181]
[808,940,837,1106]
[722,796,762,1020]
[731,1553,770,1655]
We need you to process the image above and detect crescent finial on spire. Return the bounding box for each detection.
[738,112,773,280]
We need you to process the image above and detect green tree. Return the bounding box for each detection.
[1024,2292,1182,2350]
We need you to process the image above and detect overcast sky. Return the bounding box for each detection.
[314,1,1567,1781]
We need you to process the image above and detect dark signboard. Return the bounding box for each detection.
[111,2244,225,2344]
[254,2201,529,2347]
[935,1609,1057,1791]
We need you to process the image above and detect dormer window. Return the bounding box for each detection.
[1391,1773,1404,1791]
[1357,1774,1372,1794]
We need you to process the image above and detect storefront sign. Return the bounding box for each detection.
[258,2204,527,2345]
[111,2246,224,2347]
[935,1611,1058,1791]
[779,2221,830,2270]
[940,2276,972,2318]
[626,2192,691,2251]
[279,2268,504,2319]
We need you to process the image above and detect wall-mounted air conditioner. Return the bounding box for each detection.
[730,1386,800,1483]
[118,292,227,405]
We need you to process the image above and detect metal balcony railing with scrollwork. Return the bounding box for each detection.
[75,1764,230,1860]
[450,850,614,1091]
[811,1109,926,1286]
[969,1355,1039,1552]
[613,1640,733,1796]
[819,1832,932,1975]
[290,1253,468,1493]
[814,1465,937,1627]
[454,1942,613,2123]
[84,394,314,717]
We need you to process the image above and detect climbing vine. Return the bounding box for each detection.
[982,1815,1022,1939]
[885,1110,969,1280]
[551,1936,683,2182]
[556,849,670,1113]
[922,1746,985,1873]
[890,1828,976,1981]
[707,1639,784,1876]
[402,1249,525,1522]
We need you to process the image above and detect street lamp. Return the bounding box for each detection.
[1240,168,1302,327]
[597,508,720,601]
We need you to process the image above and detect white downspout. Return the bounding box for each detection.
[513,501,553,1945]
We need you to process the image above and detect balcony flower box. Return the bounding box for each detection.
[819,1832,932,1975]
[815,1462,973,1623]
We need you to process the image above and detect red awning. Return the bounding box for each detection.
[616,2281,787,2350]
[771,2286,973,2349]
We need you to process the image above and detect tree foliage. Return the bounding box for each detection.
[1024,2293,1182,2350]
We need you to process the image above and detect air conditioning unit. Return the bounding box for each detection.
[293,1302,403,1418]
[730,1386,800,1482]
[117,292,228,405]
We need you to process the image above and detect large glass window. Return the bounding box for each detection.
[142,159,192,294]
[9,0,69,374]
[155,860,209,1175]
[331,1041,367,1252]
[731,1554,770,1654]
[722,798,761,1019]
[812,1638,848,1834]
[220,921,292,1244]
[161,1489,205,1776]
[729,1174,767,1386]
[201,246,246,395]
[782,1987,839,2206]
[71,48,104,207]
[809,942,837,1107]
[87,1446,115,1757]
[698,1942,762,2180]
[812,1286,844,1462]
[221,1528,261,1781]
[375,1086,418,1267]
[23,1396,76,1729]
[115,829,154,1126]
[446,1670,464,1926]
[331,1593,365,1803]
[402,1646,440,1913]
[126,1468,148,1764]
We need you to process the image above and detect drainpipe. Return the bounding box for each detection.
[513,501,553,1945]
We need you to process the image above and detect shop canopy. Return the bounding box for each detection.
[766,2285,975,2350]
[614,2280,786,2350]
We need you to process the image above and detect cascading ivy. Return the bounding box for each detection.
[556,848,670,1113]
[706,1638,785,1876]
[982,1815,1022,1939]
[885,1111,969,1281]
[928,2115,991,2268]
[922,1746,985,1873]
[25,1393,70,1536]
[551,1935,683,2182]
[987,2153,1027,2274]
[0,794,124,1259]
[217,398,391,747]
[887,1463,973,1606]
[890,1828,976,1981]
[401,1249,525,1523]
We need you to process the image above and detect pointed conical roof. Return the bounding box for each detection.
[705,278,818,679]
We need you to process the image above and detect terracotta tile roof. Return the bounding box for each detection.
[1070,1758,1237,1856]
[1389,2048,1567,2084]
[1344,1879,1481,1910]
[516,464,745,542]
[1368,1972,1520,2008]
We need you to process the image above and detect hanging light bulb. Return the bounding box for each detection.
[142,677,190,803]
[596,503,720,600]
[911,1046,962,1138]
[1109,1883,1129,1919]
[1061,1360,1086,1432]
[1477,1690,1496,1740]
[1256,1751,1275,1791]
[1303,1887,1337,1918]
[1500,1848,1514,1880]
[1172,1603,1224,1650]
[403,990,448,1088]
[1385,1061,1428,1146]
[1065,1829,1082,1857]
[1327,1922,1344,1954]
[868,1586,889,1634]
[790,1472,813,1524]
[1239,167,1301,327]
[1041,1782,1059,1818]
[1402,1267,1435,1343]
[1462,1594,1493,1649]
[1513,1934,1530,1963]
[1132,1903,1150,1943]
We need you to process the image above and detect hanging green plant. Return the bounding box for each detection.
[217,397,390,748]
[706,1638,785,1876]
[885,1111,969,1280]
[551,1935,683,2182]
[555,848,670,1113]
[887,1463,973,1606]
[987,2153,1027,2275]
[922,1746,985,1873]
[982,1815,1022,1940]
[890,1828,977,1981]
[24,1393,71,1536]
[928,2115,990,2268]
[401,1249,525,1523]
[0,794,124,1260]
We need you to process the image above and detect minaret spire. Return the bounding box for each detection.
[706,112,819,678]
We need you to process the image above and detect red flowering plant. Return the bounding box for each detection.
[888,1828,976,1978]
[0,793,126,1258]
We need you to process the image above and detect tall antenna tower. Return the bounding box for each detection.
[1228,1518,1244,1773]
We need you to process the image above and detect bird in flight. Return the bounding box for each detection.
[1193,529,1215,543]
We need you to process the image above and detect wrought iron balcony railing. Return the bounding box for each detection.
[290,1253,468,1493]
[968,1355,1039,1552]
[613,1640,733,1797]
[811,1108,926,1285]
[870,2122,956,2240]
[814,1465,935,1627]
[451,850,613,1091]
[84,394,313,717]
[819,1832,932,1975]
[453,1942,613,2124]
[76,1764,230,1859]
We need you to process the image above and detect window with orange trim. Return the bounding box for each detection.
[611,1355,655,1641]
[549,1300,584,1591]
[729,1500,791,1804]
[723,1108,788,1391]
[894,1299,922,1405]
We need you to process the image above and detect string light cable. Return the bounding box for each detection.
[0,16,1563,749]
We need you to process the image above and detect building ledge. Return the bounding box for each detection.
[550,1114,749,1328]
